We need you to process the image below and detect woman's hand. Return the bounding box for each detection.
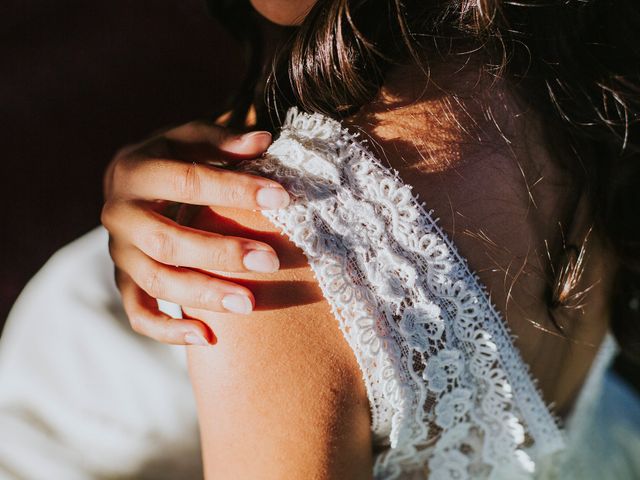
[101,120,290,346]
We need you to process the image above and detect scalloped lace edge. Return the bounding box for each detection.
[239,107,565,479]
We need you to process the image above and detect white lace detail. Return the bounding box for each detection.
[239,108,565,479]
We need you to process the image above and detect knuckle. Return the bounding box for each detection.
[100,204,112,229]
[206,241,228,269]
[225,183,250,205]
[111,155,135,188]
[142,266,165,298]
[173,162,201,202]
[211,239,241,269]
[144,229,174,263]
[100,200,119,230]
[193,284,216,308]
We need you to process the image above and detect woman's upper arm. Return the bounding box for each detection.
[184,207,373,480]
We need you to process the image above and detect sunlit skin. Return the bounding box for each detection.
[186,58,611,479]
[148,2,612,478]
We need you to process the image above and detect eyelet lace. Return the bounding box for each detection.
[239,108,565,479]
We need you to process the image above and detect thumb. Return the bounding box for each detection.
[218,130,273,158]
[163,121,273,160]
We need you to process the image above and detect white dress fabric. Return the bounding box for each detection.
[239,108,565,479]
[0,229,202,480]
[0,107,633,480]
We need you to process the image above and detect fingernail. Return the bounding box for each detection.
[185,332,209,346]
[256,187,290,209]
[241,131,272,148]
[243,249,280,273]
[222,294,253,314]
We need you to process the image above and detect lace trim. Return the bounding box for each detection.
[239,108,565,479]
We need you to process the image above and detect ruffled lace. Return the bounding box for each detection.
[239,108,565,479]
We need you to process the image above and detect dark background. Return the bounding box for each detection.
[0,0,243,331]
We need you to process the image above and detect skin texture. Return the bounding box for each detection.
[185,208,373,479]
[102,121,291,345]
[104,0,611,474]
[184,59,611,477]
[347,61,612,415]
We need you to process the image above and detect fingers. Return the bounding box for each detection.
[165,122,273,158]
[111,243,255,315]
[103,202,280,273]
[111,157,290,210]
[104,120,285,347]
[117,270,214,346]
[111,122,289,210]
[220,131,273,157]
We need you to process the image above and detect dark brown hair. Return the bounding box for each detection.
[209,0,640,365]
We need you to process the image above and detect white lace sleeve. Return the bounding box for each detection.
[239,108,565,479]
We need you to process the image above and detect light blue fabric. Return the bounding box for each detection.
[556,368,640,479]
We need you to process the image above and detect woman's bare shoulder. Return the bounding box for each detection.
[347,61,610,412]
[347,61,564,316]
[183,206,372,479]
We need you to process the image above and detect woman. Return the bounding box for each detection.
[2,0,639,478]
[105,0,639,477]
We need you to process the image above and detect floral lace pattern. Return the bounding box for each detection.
[239,108,565,479]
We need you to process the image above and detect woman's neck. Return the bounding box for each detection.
[251,14,297,129]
